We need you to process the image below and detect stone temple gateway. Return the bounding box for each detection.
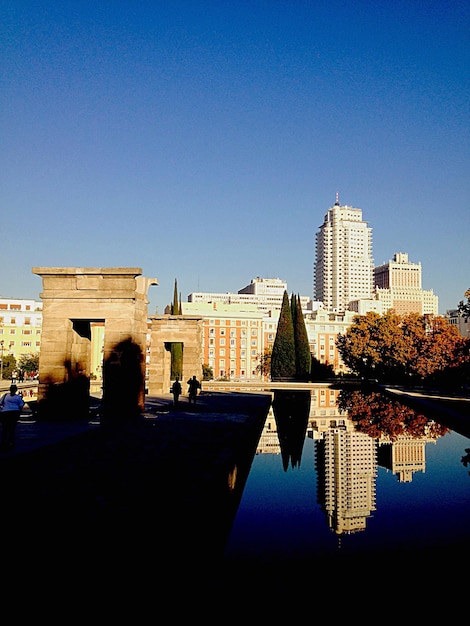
[33,267,203,419]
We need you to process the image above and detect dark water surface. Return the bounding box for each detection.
[224,388,470,565]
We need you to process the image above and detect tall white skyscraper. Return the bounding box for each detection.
[314,194,374,312]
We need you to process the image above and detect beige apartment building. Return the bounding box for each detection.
[0,297,42,375]
[372,252,438,315]
[183,282,357,380]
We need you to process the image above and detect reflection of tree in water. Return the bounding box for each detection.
[272,390,311,471]
[461,448,470,476]
[337,389,449,441]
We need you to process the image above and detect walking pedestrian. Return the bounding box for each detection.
[187,375,201,404]
[0,384,25,451]
[171,377,182,407]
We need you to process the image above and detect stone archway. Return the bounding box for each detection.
[147,315,204,395]
[33,267,158,419]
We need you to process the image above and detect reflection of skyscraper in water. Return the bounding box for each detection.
[378,435,436,483]
[317,428,377,536]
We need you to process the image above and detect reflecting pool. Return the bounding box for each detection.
[224,387,470,567]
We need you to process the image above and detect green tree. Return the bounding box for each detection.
[0,355,16,380]
[292,293,311,381]
[458,288,470,322]
[202,363,213,381]
[170,278,179,315]
[271,291,296,380]
[256,347,272,379]
[310,356,335,381]
[170,278,183,379]
[17,353,39,376]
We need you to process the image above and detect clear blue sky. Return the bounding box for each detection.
[1,1,469,315]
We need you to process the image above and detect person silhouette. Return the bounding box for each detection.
[186,375,201,404]
[0,384,25,451]
[171,377,182,407]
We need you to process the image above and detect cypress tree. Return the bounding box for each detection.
[271,290,296,380]
[293,293,311,381]
[290,291,297,321]
[170,278,183,379]
[171,279,178,314]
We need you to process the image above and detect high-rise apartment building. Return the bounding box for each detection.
[373,252,438,315]
[314,195,374,312]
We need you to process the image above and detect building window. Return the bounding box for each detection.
[220,338,226,346]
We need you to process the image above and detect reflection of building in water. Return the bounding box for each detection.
[318,429,377,536]
[257,405,281,454]
[309,386,377,536]
[307,386,350,439]
[378,435,436,483]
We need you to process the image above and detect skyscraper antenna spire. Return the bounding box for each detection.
[335,191,340,206]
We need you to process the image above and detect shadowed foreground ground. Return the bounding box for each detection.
[0,392,271,592]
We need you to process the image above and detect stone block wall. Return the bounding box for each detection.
[148,315,204,394]
[32,267,158,417]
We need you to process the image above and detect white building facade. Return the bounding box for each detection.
[315,196,374,312]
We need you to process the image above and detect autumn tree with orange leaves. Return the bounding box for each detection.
[336,311,469,387]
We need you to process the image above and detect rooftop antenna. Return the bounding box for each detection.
[335,191,340,206]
